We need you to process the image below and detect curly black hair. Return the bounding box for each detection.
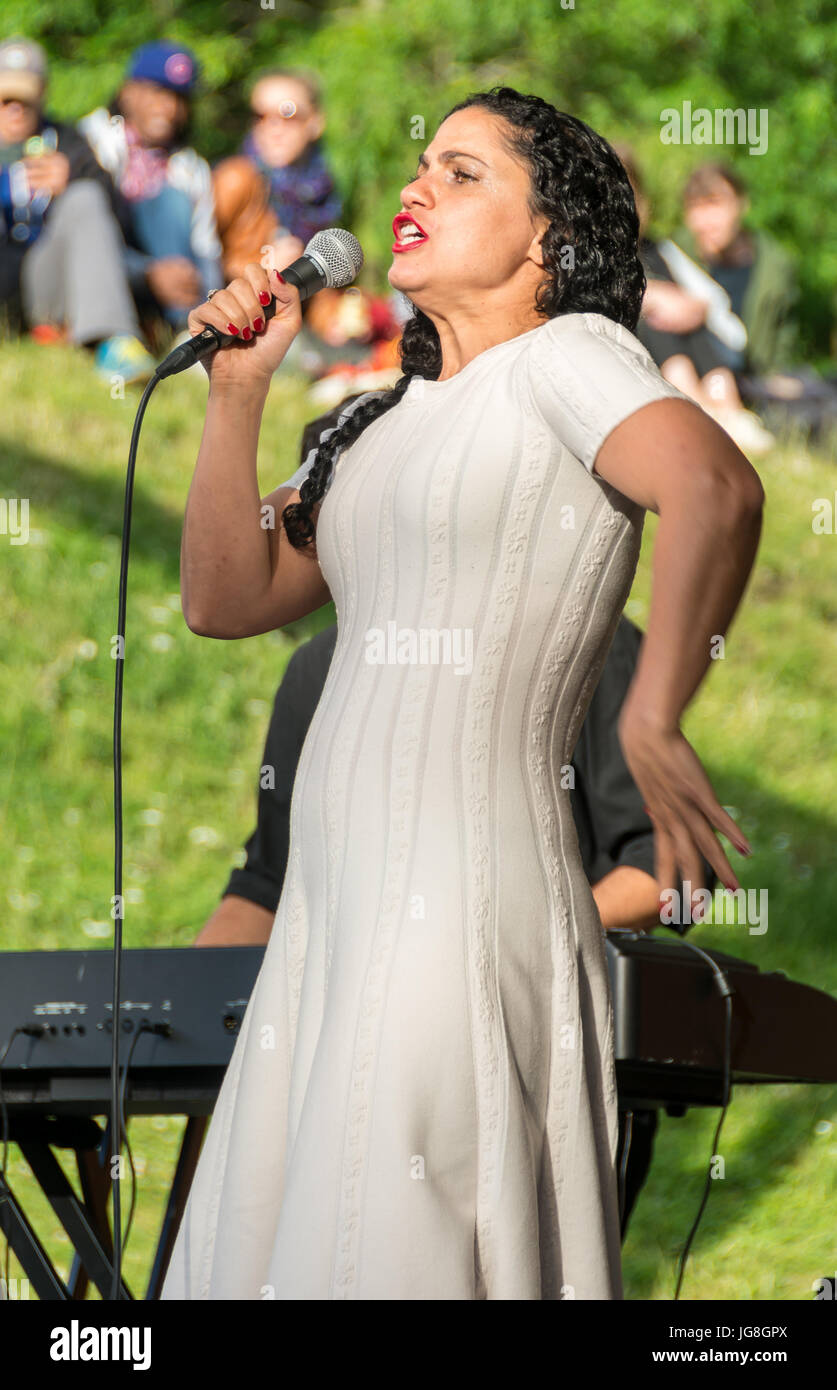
[282,86,645,554]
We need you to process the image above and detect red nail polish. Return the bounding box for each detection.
[242,327,252,340]
[253,317,264,332]
[274,272,285,283]
[258,291,270,305]
[226,323,240,336]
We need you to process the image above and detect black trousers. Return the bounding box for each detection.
[617,1107,659,1240]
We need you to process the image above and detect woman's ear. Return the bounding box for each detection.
[527,217,549,269]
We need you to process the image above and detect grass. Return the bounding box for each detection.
[1,338,835,1300]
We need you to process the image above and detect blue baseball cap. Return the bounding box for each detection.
[127,41,199,95]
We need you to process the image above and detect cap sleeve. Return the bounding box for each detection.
[527,312,690,472]
[279,391,383,494]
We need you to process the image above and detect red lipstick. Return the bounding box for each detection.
[392,212,429,253]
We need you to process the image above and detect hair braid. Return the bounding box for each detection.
[281,307,441,553]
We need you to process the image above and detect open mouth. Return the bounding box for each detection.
[392,213,429,253]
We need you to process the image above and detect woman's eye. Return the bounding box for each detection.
[404,166,476,183]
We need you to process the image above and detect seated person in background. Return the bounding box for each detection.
[675,163,834,440]
[80,41,223,349]
[678,162,800,380]
[214,66,364,385]
[211,142,281,282]
[297,287,403,405]
[214,67,341,276]
[615,146,775,457]
[191,399,718,1236]
[0,36,155,382]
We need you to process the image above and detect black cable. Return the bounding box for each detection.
[0,1011,151,1299]
[0,1027,25,1294]
[5,361,165,1305]
[673,939,735,1299]
[115,1021,152,1267]
[0,1025,49,1294]
[618,1108,633,1230]
[107,263,345,1296]
[110,375,162,1300]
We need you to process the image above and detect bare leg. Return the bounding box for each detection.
[660,357,774,458]
[700,366,743,412]
[660,353,704,403]
[20,179,140,344]
[662,357,747,415]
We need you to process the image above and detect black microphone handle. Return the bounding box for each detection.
[154,255,326,379]
[281,254,328,300]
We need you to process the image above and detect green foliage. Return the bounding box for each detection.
[5,0,836,352]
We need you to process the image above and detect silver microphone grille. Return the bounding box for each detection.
[304,228,364,288]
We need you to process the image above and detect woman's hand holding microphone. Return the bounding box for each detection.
[186,262,302,390]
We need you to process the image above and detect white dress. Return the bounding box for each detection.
[161,312,687,1300]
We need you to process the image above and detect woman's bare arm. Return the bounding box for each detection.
[595,397,764,722]
[179,265,332,638]
[593,396,765,901]
[181,381,331,638]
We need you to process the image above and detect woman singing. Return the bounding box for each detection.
[161,87,763,1301]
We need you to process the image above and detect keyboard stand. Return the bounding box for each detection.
[0,1114,132,1300]
[145,1115,207,1299]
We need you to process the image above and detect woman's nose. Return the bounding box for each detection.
[399,174,433,210]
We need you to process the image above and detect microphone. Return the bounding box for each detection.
[154,227,364,379]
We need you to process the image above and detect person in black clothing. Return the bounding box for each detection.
[192,397,718,1238]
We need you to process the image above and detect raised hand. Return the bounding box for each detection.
[186,262,303,389]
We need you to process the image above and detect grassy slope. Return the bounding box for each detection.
[1,340,834,1300]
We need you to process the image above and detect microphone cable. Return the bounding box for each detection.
[107,227,363,1299]
[113,1021,149,1283]
[0,1023,49,1296]
[0,1027,27,1296]
[108,324,282,1299]
[110,375,162,1300]
[617,1107,633,1232]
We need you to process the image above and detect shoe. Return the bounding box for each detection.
[707,406,775,458]
[29,323,67,345]
[94,335,156,385]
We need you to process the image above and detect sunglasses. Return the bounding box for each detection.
[252,101,312,123]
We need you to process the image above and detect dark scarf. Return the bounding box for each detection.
[241,133,342,244]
